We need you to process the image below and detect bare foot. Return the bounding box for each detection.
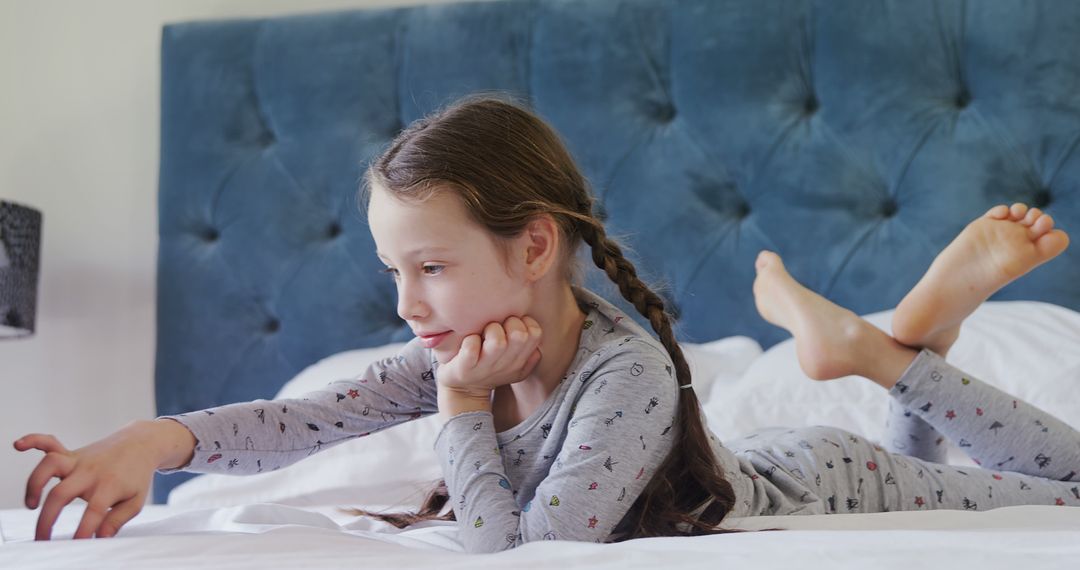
[753,251,916,388]
[892,203,1070,355]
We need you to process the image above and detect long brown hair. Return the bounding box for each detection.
[350,93,746,540]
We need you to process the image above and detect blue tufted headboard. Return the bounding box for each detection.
[154,0,1080,502]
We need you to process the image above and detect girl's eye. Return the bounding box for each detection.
[380,267,399,279]
[422,265,445,275]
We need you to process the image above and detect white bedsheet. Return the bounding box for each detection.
[2,502,1077,569]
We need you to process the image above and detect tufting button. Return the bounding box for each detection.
[735,201,751,219]
[881,199,898,218]
[258,130,276,149]
[955,89,971,109]
[804,95,819,115]
[265,318,281,334]
[1033,189,1052,208]
[326,222,342,239]
[647,100,677,123]
[202,228,219,242]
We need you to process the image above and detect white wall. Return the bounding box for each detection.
[0,0,481,511]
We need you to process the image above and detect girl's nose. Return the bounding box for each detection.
[396,283,429,321]
[397,300,428,321]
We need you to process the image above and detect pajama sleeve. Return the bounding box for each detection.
[433,339,680,552]
[157,337,439,475]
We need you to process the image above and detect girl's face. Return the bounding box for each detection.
[367,184,533,364]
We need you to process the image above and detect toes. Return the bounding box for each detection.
[756,250,778,271]
[1021,207,1043,227]
[986,205,1010,220]
[1009,203,1029,221]
[1030,213,1055,239]
[1034,229,1070,260]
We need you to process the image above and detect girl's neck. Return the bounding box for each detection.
[533,282,589,387]
[493,282,587,428]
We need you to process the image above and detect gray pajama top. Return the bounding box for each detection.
[159,286,779,552]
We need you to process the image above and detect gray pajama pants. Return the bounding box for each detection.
[728,349,1080,515]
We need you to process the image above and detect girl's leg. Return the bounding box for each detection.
[889,349,1080,481]
[882,203,1077,479]
[746,425,1080,515]
[752,250,1080,481]
[883,398,948,464]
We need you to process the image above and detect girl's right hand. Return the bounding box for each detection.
[13,419,195,541]
[437,315,543,396]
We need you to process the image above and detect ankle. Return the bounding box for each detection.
[800,312,874,381]
[860,335,919,390]
[927,327,959,357]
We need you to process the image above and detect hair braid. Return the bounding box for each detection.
[576,216,691,387]
[576,212,740,538]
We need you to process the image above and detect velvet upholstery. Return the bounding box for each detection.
[154,0,1080,502]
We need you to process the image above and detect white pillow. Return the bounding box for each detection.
[704,301,1080,467]
[167,338,763,508]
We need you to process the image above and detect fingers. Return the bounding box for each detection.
[481,321,508,358]
[457,334,483,368]
[1010,202,1029,221]
[36,476,92,541]
[444,316,544,388]
[522,316,542,340]
[498,317,543,379]
[73,497,111,540]
[15,434,70,455]
[503,317,530,355]
[17,434,74,510]
[25,452,76,510]
[96,495,144,538]
[474,317,544,379]
[71,486,142,539]
[480,320,518,371]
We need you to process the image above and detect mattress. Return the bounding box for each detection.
[2,502,1078,569]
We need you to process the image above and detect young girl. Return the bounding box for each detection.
[15,95,738,549]
[13,97,1079,551]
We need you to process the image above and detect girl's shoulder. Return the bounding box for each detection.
[573,287,676,377]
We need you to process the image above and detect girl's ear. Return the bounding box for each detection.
[521,214,560,283]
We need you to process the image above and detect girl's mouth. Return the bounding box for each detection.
[419,331,451,349]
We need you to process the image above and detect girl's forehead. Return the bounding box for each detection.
[368,186,482,256]
[368,184,464,221]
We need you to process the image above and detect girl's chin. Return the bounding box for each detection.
[432,345,456,365]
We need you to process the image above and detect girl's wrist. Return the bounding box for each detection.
[144,418,197,470]
[437,385,493,420]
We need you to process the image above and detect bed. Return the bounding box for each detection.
[3,0,1080,566]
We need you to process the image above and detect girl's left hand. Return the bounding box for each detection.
[437,316,543,399]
